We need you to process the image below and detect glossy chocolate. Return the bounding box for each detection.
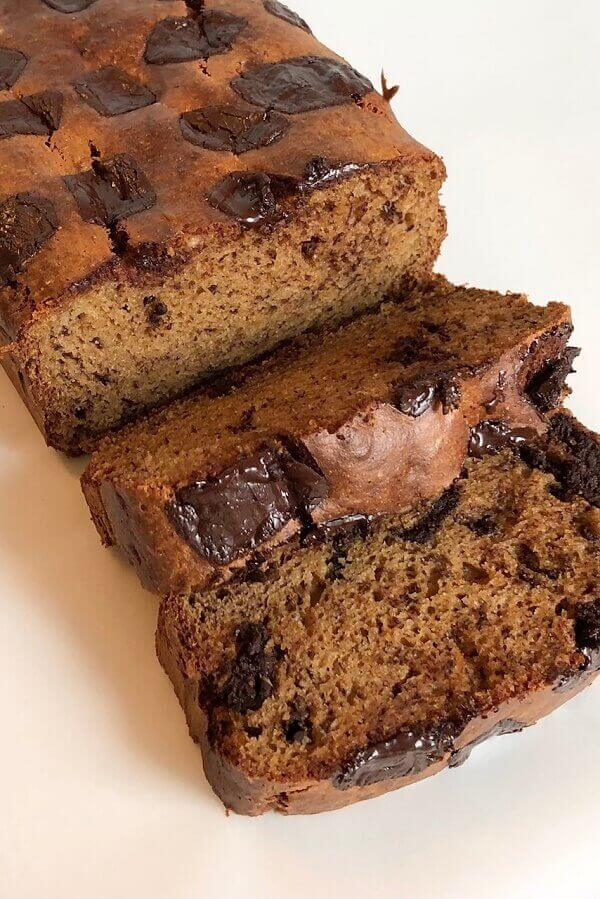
[166,447,327,565]
[0,47,28,91]
[41,0,97,10]
[207,171,297,225]
[393,373,461,417]
[73,67,156,117]
[180,105,289,153]
[144,10,247,65]
[231,55,373,114]
[0,90,63,139]
[449,718,524,767]
[0,193,58,285]
[64,154,157,226]
[333,727,454,790]
[468,420,538,459]
[525,347,580,412]
[264,0,312,33]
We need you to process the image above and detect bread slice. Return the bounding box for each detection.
[83,276,576,594]
[0,0,445,453]
[157,413,600,815]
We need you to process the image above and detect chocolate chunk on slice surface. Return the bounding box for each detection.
[0,47,28,91]
[64,154,156,226]
[145,11,247,65]
[333,727,453,789]
[264,0,312,33]
[41,0,97,10]
[231,55,373,114]
[0,91,63,139]
[216,621,278,714]
[207,171,298,225]
[180,105,288,153]
[73,67,156,117]
[0,193,58,285]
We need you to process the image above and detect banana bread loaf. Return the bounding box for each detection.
[83,276,577,594]
[157,413,600,814]
[0,0,445,453]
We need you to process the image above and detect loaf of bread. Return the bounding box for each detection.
[83,276,577,594]
[157,413,600,814]
[0,0,445,453]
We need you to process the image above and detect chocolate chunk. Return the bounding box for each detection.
[264,0,312,33]
[73,67,156,117]
[0,193,58,285]
[522,413,600,507]
[144,11,247,65]
[304,513,371,548]
[207,171,298,225]
[461,513,496,536]
[333,726,453,789]
[449,718,524,768]
[302,156,363,189]
[468,420,538,459]
[283,699,312,744]
[143,295,169,326]
[64,154,156,226]
[0,90,63,139]
[166,446,327,565]
[180,105,288,153]
[525,347,580,412]
[41,0,97,10]
[0,47,28,91]
[393,483,461,544]
[392,371,461,417]
[231,55,373,114]
[573,599,600,670]
[218,621,277,714]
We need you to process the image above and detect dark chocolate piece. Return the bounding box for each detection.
[166,447,327,565]
[333,726,453,789]
[304,513,371,548]
[0,47,28,91]
[73,67,156,117]
[41,0,97,10]
[302,156,363,189]
[180,105,288,153]
[145,10,247,65]
[393,483,461,544]
[0,90,63,139]
[282,699,312,744]
[468,420,538,459]
[0,193,58,285]
[207,171,298,225]
[392,372,461,417]
[461,513,497,536]
[231,55,373,114]
[573,599,600,670]
[525,347,580,412]
[218,621,277,714]
[264,0,312,33]
[449,718,524,768]
[143,295,169,326]
[543,413,600,507]
[64,154,156,226]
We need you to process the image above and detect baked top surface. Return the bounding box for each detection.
[0,0,436,324]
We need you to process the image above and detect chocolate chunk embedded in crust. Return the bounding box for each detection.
[264,0,312,33]
[525,346,580,412]
[207,171,298,225]
[73,67,156,117]
[64,154,156,226]
[0,47,28,91]
[231,55,373,114]
[0,91,63,139]
[449,718,524,767]
[144,11,247,65]
[0,193,58,285]
[180,105,289,153]
[41,0,97,11]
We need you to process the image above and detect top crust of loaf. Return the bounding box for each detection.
[0,0,441,339]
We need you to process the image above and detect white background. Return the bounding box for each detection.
[1,1,599,897]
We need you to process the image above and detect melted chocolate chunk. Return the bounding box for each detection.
[449,718,524,768]
[73,67,156,117]
[42,0,97,9]
[468,420,538,459]
[302,156,363,189]
[145,10,247,65]
[525,347,580,412]
[166,447,327,565]
[0,193,58,285]
[0,47,28,91]
[333,726,453,789]
[393,483,461,544]
[283,699,312,744]
[521,413,600,507]
[264,0,312,32]
[218,622,277,714]
[0,90,63,139]
[304,513,371,548]
[231,55,373,114]
[573,599,600,670]
[64,154,156,226]
[180,105,288,153]
[207,171,298,225]
[392,372,461,417]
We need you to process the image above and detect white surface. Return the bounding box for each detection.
[1,1,599,897]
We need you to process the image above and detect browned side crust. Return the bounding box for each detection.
[82,304,573,595]
[156,605,599,815]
